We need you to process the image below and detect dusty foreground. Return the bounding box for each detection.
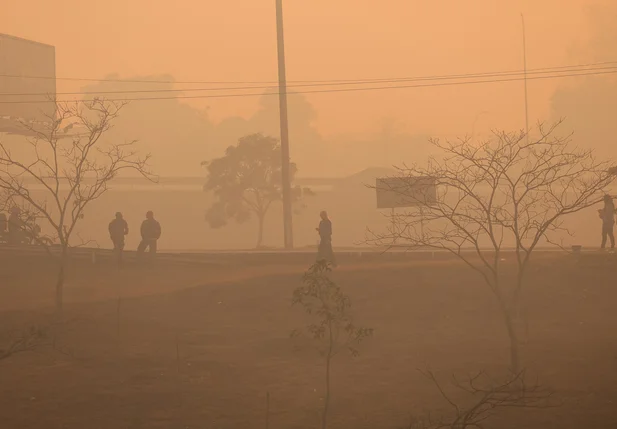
[0,252,617,428]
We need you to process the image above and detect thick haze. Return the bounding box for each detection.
[3,5,617,425]
[3,0,616,177]
[1,0,616,250]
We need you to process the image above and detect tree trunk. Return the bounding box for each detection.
[256,213,265,249]
[322,353,331,429]
[494,286,521,374]
[55,249,68,315]
[502,308,520,374]
[514,270,530,342]
[55,263,65,314]
[322,324,334,429]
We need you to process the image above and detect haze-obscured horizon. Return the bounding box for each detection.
[3,0,616,178]
[2,0,616,250]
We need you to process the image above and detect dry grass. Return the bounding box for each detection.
[0,252,616,428]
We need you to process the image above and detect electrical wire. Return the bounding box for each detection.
[1,64,616,97]
[0,68,615,105]
[0,60,616,86]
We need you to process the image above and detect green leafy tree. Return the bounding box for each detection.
[292,260,373,429]
[203,133,312,248]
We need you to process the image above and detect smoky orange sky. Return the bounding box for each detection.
[0,0,607,139]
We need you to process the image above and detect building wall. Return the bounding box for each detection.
[0,33,56,124]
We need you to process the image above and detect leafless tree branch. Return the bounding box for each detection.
[0,98,155,312]
[366,121,616,371]
[0,326,46,362]
[410,369,556,429]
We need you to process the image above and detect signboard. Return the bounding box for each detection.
[375,176,437,209]
[0,33,56,133]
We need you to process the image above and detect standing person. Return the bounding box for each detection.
[0,212,7,244]
[0,212,7,235]
[599,195,616,250]
[7,207,24,245]
[108,212,129,265]
[316,210,336,266]
[137,211,161,258]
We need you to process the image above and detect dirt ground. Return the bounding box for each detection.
[0,251,617,429]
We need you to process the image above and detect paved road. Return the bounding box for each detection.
[0,243,586,265]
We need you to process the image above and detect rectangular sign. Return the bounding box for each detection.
[0,33,56,130]
[375,176,437,209]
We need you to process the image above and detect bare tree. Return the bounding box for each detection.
[0,99,154,313]
[407,369,555,429]
[368,122,616,372]
[0,326,46,362]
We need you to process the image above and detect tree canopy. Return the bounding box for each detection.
[203,133,310,248]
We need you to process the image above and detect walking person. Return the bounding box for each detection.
[599,194,616,251]
[137,211,161,258]
[316,210,336,266]
[108,212,129,265]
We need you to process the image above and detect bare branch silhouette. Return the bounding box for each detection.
[0,97,155,313]
[367,121,616,371]
[0,326,46,362]
[409,369,556,429]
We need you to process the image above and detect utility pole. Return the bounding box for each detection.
[521,14,530,144]
[275,0,294,250]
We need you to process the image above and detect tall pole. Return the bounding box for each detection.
[275,0,294,249]
[521,14,530,144]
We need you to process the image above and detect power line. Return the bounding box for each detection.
[1,64,616,97]
[1,68,615,105]
[0,60,616,86]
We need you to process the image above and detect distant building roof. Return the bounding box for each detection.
[339,167,398,186]
[0,33,54,48]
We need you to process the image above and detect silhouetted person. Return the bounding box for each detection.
[7,207,24,245]
[316,210,336,266]
[109,212,129,265]
[599,195,616,250]
[0,212,6,235]
[137,211,161,258]
[0,212,7,244]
